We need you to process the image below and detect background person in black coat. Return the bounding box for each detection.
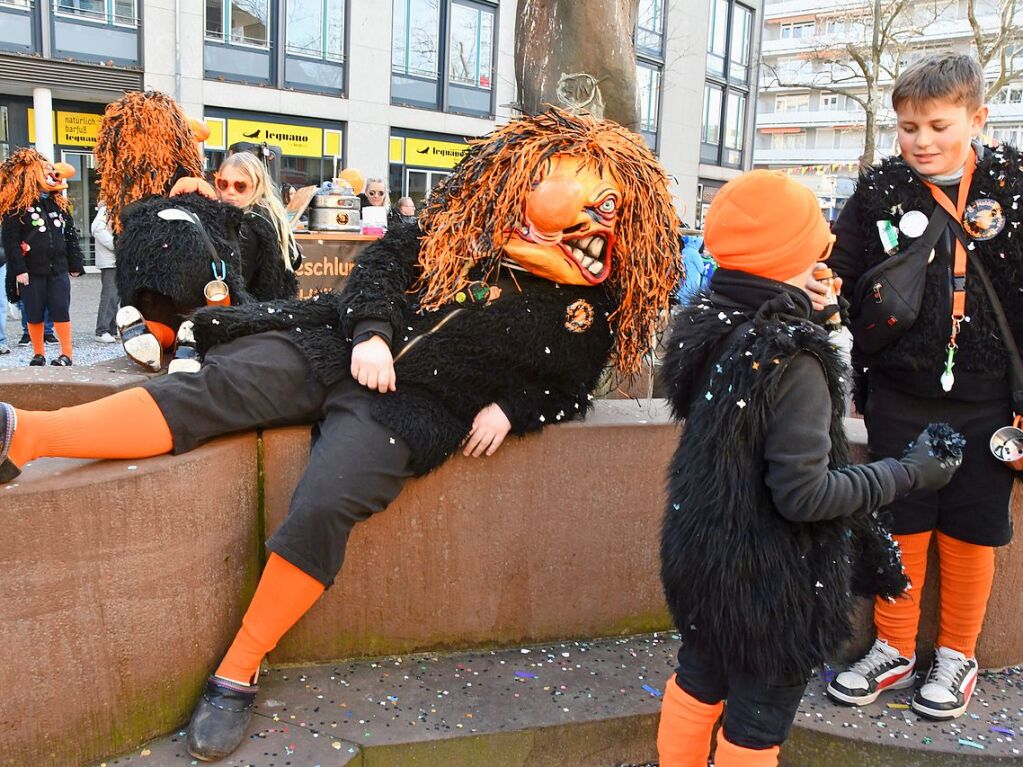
[0,108,682,762]
[0,150,82,366]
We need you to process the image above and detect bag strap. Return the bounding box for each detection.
[944,213,1023,416]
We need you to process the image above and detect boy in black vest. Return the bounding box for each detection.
[656,170,961,767]
[818,55,1022,721]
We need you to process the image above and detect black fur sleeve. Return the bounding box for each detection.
[339,223,421,338]
[63,217,85,274]
[242,211,298,301]
[2,215,25,276]
[495,380,595,435]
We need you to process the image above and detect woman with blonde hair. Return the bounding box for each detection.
[216,151,300,301]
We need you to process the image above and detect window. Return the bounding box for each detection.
[824,18,844,35]
[392,0,495,116]
[775,94,810,112]
[770,131,806,150]
[780,21,814,39]
[0,106,7,163]
[286,0,344,61]
[703,0,754,167]
[992,125,1023,148]
[635,0,664,56]
[55,0,136,26]
[634,0,665,150]
[816,127,837,149]
[820,93,842,111]
[206,0,269,47]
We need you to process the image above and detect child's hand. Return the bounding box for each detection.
[15,273,28,286]
[350,335,396,393]
[463,403,512,457]
[806,263,841,311]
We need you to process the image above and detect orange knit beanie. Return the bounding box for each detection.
[704,170,833,282]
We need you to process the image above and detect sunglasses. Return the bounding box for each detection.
[215,177,250,194]
[367,190,386,197]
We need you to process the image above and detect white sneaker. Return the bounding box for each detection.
[911,646,979,720]
[827,639,916,706]
[116,305,162,372]
[95,332,117,343]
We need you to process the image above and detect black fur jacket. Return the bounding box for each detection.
[191,224,615,474]
[3,194,84,282]
[236,207,299,301]
[831,143,1023,398]
[660,270,909,680]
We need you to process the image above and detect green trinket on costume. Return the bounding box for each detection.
[940,345,956,393]
[468,282,491,303]
[876,220,900,256]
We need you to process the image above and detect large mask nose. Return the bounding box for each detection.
[525,176,582,242]
[52,162,76,180]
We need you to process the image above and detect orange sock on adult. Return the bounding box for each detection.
[8,387,173,468]
[53,321,73,358]
[27,322,44,355]
[875,531,932,658]
[936,532,995,657]
[215,553,326,685]
[656,675,723,767]
[145,320,176,351]
[713,730,779,767]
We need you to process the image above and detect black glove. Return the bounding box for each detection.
[900,427,962,492]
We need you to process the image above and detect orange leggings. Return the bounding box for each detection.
[875,531,995,658]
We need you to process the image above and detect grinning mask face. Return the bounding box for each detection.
[501,155,620,286]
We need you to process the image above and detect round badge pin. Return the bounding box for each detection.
[899,210,928,238]
[963,199,1005,240]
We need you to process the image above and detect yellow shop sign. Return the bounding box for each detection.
[226,119,323,158]
[28,109,103,147]
[402,137,469,169]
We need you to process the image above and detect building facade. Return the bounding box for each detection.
[755,0,1023,219]
[0,0,762,263]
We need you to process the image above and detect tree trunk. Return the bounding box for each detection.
[515,0,640,129]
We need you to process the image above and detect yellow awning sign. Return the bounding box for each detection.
[56,111,102,147]
[389,136,404,164]
[226,118,324,158]
[205,118,226,151]
[402,137,469,169]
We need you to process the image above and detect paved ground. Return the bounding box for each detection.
[0,272,124,368]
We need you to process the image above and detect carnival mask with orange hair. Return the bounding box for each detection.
[0,149,75,218]
[502,156,619,285]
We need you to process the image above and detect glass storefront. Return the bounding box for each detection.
[388,130,469,209]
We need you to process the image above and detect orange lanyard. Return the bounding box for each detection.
[922,147,976,341]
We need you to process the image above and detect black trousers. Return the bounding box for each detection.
[21,272,71,323]
[864,380,1015,546]
[144,331,414,586]
[673,646,807,750]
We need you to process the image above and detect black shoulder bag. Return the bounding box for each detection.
[849,206,948,356]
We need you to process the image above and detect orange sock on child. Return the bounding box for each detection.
[27,323,44,356]
[713,730,779,767]
[53,321,73,359]
[875,531,932,658]
[145,320,177,351]
[215,553,325,684]
[656,675,723,767]
[936,532,995,657]
[8,387,173,468]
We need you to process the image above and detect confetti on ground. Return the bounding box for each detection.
[958,738,986,750]
[641,684,662,697]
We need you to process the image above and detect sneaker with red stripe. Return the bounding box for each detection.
[911,646,978,720]
[827,639,916,706]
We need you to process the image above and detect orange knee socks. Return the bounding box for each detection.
[935,532,995,657]
[875,531,932,658]
[875,531,996,659]
[27,323,44,355]
[53,321,72,358]
[145,320,176,351]
[8,388,173,467]
[215,553,325,685]
[713,730,779,767]
[656,675,723,767]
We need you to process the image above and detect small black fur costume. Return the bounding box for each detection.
[191,224,615,475]
[660,272,908,680]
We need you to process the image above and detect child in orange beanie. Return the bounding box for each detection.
[656,170,963,767]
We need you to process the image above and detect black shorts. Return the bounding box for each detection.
[864,381,1016,546]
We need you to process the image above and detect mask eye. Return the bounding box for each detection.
[597,197,616,214]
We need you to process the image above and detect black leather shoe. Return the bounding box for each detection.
[186,676,258,761]
[28,354,45,366]
[50,354,73,367]
[0,403,21,485]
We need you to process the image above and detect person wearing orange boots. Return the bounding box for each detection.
[0,150,82,366]
[657,170,964,767]
[816,55,1023,722]
[0,109,682,762]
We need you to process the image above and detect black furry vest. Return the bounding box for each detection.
[661,277,903,679]
[855,144,1023,388]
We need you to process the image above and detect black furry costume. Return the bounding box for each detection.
[834,143,1023,395]
[3,195,84,302]
[660,271,909,680]
[236,207,299,301]
[115,193,297,330]
[191,224,615,475]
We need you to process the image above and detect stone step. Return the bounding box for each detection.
[90,635,1023,767]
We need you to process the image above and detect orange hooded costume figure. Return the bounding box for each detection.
[0,107,682,761]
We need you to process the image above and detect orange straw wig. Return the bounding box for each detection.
[0,148,69,218]
[95,90,203,233]
[418,108,682,376]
